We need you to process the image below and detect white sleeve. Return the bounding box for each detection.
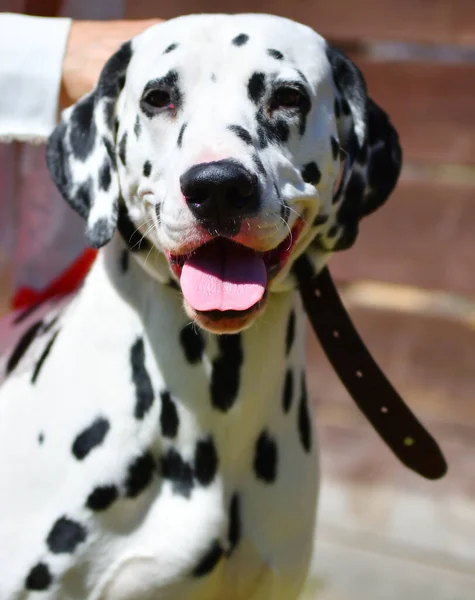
[0,13,72,143]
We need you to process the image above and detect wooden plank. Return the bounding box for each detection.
[356,59,475,165]
[330,178,475,294]
[126,0,475,47]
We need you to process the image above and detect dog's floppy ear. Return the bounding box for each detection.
[326,45,403,251]
[46,41,133,249]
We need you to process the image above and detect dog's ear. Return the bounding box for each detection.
[326,45,402,251]
[46,41,133,249]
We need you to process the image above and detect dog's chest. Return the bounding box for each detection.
[0,252,318,600]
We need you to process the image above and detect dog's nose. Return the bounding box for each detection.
[180,160,259,232]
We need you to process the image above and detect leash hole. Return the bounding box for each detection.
[381,406,388,414]
[315,289,321,298]
[355,369,363,378]
[332,330,340,339]
[404,436,415,447]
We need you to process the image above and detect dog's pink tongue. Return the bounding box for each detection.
[180,242,267,312]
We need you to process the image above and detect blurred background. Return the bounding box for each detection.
[4,1,475,598]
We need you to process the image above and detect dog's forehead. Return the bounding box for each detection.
[128,14,331,92]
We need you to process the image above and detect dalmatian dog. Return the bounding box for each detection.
[0,13,401,600]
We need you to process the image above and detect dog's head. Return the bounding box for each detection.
[47,14,401,333]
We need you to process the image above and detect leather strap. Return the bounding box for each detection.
[295,257,447,480]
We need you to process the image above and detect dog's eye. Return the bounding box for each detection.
[142,89,174,110]
[271,87,306,111]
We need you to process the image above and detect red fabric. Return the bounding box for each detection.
[12,248,97,309]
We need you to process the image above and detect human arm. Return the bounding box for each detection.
[0,14,162,142]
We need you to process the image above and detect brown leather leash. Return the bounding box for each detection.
[294,257,447,480]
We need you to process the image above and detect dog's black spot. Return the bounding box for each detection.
[155,202,161,223]
[267,48,284,60]
[103,136,117,170]
[252,153,266,175]
[327,225,339,238]
[274,118,290,143]
[119,132,127,166]
[282,369,294,413]
[313,214,328,227]
[286,311,296,356]
[72,417,110,460]
[256,122,268,148]
[6,320,43,374]
[25,563,53,591]
[120,249,129,273]
[194,437,218,486]
[13,300,45,325]
[332,172,366,251]
[125,451,156,498]
[117,74,126,91]
[88,216,115,250]
[134,115,141,138]
[38,432,45,444]
[42,316,58,334]
[164,42,179,54]
[98,159,112,192]
[254,430,278,483]
[72,178,93,220]
[344,171,366,208]
[46,516,87,554]
[227,493,241,555]
[160,390,179,438]
[301,162,321,185]
[298,374,312,452]
[177,122,188,148]
[248,72,266,104]
[97,41,132,98]
[114,117,120,137]
[86,485,119,511]
[69,94,96,161]
[211,73,217,82]
[31,330,59,384]
[256,109,289,146]
[334,98,341,119]
[330,136,339,160]
[161,448,194,498]
[143,160,152,177]
[117,202,152,252]
[357,142,368,166]
[228,124,253,145]
[210,334,243,412]
[232,33,249,46]
[131,338,155,420]
[104,101,115,131]
[341,98,351,116]
[179,323,205,364]
[141,70,183,117]
[192,540,223,576]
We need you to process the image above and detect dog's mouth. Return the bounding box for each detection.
[167,220,304,321]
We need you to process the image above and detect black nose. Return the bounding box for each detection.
[180,160,259,233]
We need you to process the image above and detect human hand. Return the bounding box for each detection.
[60,18,163,109]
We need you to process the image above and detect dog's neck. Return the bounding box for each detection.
[81,234,307,460]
